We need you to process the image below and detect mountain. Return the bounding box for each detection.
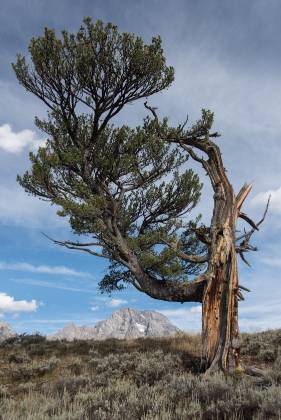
[0,322,16,343]
[47,308,181,341]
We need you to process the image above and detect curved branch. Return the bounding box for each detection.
[131,269,208,303]
[144,101,159,123]
[238,212,259,231]
[236,196,270,267]
[160,237,208,263]
[179,142,207,167]
[238,251,251,267]
[42,233,110,260]
[236,195,270,243]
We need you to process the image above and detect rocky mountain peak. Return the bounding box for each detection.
[48,308,180,341]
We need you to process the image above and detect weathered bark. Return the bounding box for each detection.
[202,183,240,373]
[180,139,246,373]
[129,261,207,303]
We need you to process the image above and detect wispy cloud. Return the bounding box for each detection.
[0,292,38,314]
[0,185,64,228]
[0,261,92,278]
[251,187,281,214]
[91,306,100,311]
[0,124,45,153]
[159,305,202,332]
[106,298,128,308]
[260,257,281,267]
[159,300,281,333]
[238,300,281,332]
[14,318,100,324]
[12,279,96,294]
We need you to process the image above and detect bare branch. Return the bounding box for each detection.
[238,212,259,231]
[236,183,253,211]
[236,195,271,243]
[179,141,206,166]
[144,101,159,123]
[177,113,189,134]
[41,233,102,247]
[239,251,251,267]
[160,237,208,263]
[42,233,110,260]
[236,196,270,267]
[237,290,245,301]
[238,284,251,292]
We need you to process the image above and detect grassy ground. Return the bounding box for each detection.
[0,330,280,419]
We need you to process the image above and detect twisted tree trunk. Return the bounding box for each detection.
[179,139,252,373]
[202,182,240,372]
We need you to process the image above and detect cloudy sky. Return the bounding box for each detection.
[0,0,280,335]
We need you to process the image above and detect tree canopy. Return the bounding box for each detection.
[13,18,207,299]
[14,17,270,374]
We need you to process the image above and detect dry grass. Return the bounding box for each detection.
[0,330,280,419]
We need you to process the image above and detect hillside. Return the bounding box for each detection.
[0,329,280,419]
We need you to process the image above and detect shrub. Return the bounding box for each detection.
[0,330,281,419]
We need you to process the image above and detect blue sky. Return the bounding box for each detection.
[0,0,281,334]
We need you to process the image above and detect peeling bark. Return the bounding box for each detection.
[180,139,243,373]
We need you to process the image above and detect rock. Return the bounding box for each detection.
[47,308,180,341]
[0,322,16,343]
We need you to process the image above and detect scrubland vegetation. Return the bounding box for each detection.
[0,330,280,419]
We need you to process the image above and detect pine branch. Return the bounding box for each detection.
[42,233,109,259]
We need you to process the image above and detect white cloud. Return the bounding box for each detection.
[12,279,96,293]
[238,300,281,332]
[0,185,65,228]
[260,257,281,267]
[159,305,202,332]
[0,292,38,313]
[0,261,92,278]
[91,306,100,311]
[106,298,128,308]
[251,187,281,214]
[0,124,45,153]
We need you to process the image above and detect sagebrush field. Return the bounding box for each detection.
[0,330,280,419]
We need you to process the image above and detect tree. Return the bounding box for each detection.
[13,18,269,374]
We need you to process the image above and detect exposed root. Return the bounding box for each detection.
[241,365,270,385]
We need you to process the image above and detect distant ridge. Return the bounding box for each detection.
[47,308,181,341]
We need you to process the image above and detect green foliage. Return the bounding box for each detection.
[13,18,207,295]
[12,17,174,127]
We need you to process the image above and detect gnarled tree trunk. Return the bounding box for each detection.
[179,140,252,373]
[202,182,240,373]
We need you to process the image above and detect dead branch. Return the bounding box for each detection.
[238,284,251,292]
[238,212,259,231]
[237,290,245,301]
[42,233,109,259]
[236,195,270,267]
[41,233,102,247]
[236,195,270,243]
[239,251,251,267]
[144,101,159,123]
[236,183,253,211]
